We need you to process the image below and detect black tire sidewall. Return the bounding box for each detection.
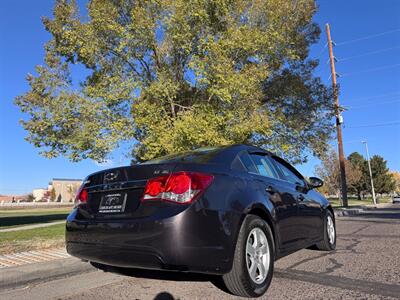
[241,216,274,296]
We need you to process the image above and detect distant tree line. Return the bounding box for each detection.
[316,149,398,199]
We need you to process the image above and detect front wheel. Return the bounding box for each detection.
[315,210,336,251]
[222,215,274,298]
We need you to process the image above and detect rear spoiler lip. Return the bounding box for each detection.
[85,162,178,179]
[85,161,221,180]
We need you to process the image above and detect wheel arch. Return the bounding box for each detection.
[326,204,335,221]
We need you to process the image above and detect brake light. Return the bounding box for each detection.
[74,185,88,207]
[142,172,214,204]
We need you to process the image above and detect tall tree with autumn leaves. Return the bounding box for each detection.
[16,0,333,163]
[317,149,396,199]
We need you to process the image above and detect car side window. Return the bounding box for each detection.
[272,157,305,186]
[249,154,280,179]
[237,152,258,174]
[231,155,247,172]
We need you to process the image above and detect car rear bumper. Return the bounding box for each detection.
[66,204,242,275]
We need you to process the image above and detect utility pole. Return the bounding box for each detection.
[362,141,377,205]
[326,23,348,207]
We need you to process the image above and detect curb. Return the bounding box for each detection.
[334,203,396,217]
[363,203,396,210]
[0,257,96,291]
[334,208,364,217]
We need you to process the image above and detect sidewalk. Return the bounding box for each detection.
[0,255,95,291]
[0,221,65,233]
[0,248,69,268]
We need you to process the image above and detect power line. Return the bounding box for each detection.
[336,28,400,46]
[341,139,376,145]
[338,46,400,62]
[343,98,400,109]
[346,121,400,129]
[316,43,328,58]
[347,91,400,102]
[341,63,400,77]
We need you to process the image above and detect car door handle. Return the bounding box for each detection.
[265,186,276,194]
[297,194,305,201]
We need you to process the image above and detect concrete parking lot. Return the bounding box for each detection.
[1,205,399,300]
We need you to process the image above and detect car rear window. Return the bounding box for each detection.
[141,147,221,164]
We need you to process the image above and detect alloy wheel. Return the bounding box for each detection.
[245,227,270,284]
[327,215,335,245]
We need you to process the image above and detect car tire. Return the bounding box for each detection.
[222,215,274,298]
[315,210,336,251]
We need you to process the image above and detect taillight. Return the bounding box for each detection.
[142,172,214,204]
[74,185,88,207]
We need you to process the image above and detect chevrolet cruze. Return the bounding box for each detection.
[66,144,336,297]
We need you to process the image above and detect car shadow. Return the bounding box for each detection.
[357,213,400,220]
[91,262,232,295]
[153,292,175,300]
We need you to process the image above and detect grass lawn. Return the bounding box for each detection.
[0,207,71,229]
[0,223,65,255]
[329,197,392,208]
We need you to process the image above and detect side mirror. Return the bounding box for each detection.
[308,177,323,189]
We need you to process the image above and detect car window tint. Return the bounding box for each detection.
[238,152,258,174]
[142,147,220,164]
[272,158,304,186]
[250,154,280,179]
[231,155,246,171]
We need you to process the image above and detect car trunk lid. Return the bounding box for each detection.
[79,164,176,219]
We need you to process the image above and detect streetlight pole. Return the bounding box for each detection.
[362,141,377,205]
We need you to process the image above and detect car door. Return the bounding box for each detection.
[271,156,323,243]
[245,152,303,253]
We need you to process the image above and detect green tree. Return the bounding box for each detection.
[27,194,35,202]
[369,155,396,195]
[347,152,368,199]
[16,0,333,163]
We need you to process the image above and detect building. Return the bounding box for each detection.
[50,178,82,203]
[0,195,26,203]
[32,188,48,202]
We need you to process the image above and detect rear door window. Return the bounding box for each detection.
[249,154,280,179]
[237,152,258,174]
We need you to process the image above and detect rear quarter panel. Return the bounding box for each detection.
[173,163,276,266]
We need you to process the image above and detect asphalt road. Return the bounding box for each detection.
[1,205,400,300]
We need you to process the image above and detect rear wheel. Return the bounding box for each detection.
[222,215,274,297]
[315,210,336,251]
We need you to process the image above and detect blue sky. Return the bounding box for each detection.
[1,0,399,195]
